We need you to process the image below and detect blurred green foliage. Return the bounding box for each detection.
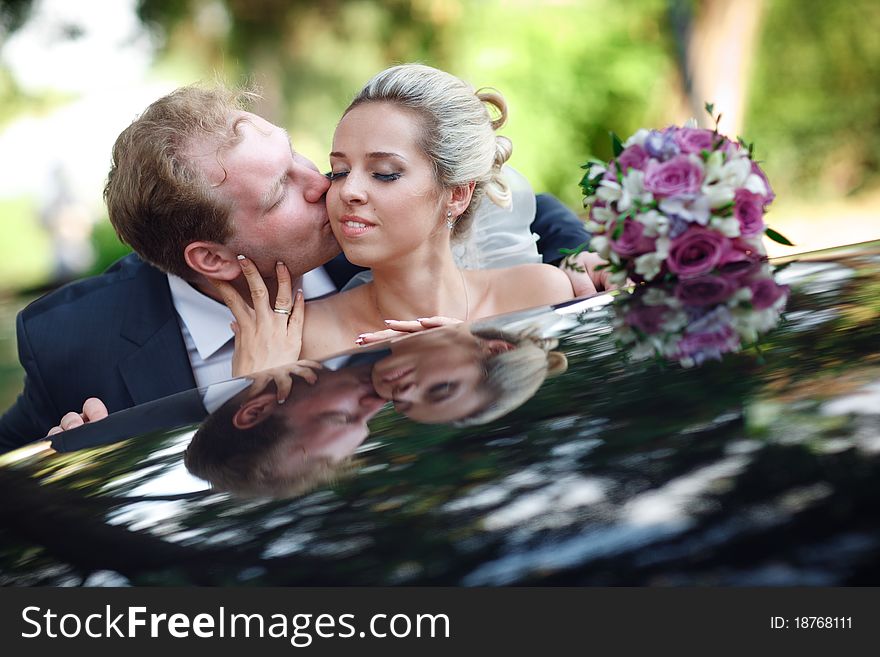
[746,0,880,198]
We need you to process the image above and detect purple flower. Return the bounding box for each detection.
[674,128,716,155]
[667,227,727,277]
[615,145,649,173]
[717,237,765,277]
[609,218,656,257]
[626,304,668,335]
[644,129,680,160]
[643,155,704,198]
[734,189,766,237]
[750,279,789,310]
[675,275,736,306]
[668,215,691,239]
[676,324,740,365]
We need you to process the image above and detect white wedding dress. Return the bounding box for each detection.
[341,166,541,291]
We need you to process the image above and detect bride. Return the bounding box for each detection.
[215,63,582,372]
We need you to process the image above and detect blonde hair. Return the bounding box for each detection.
[104,84,258,279]
[453,333,568,427]
[345,63,513,238]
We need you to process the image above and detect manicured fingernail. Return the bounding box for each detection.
[416,317,428,322]
[277,398,285,405]
[237,254,246,261]
[276,261,283,266]
[355,337,365,345]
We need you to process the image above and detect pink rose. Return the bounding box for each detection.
[674,128,716,155]
[675,275,735,306]
[643,155,704,198]
[615,145,649,173]
[667,227,727,278]
[609,218,656,257]
[626,304,668,335]
[734,189,766,237]
[750,279,789,310]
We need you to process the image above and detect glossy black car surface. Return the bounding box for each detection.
[1,241,879,586]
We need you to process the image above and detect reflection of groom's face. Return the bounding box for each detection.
[280,365,386,462]
[194,111,342,278]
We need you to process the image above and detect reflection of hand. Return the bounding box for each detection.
[209,257,304,376]
[562,251,626,294]
[356,316,463,345]
[247,360,323,404]
[45,397,109,437]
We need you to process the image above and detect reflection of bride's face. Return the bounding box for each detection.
[327,102,446,266]
[371,332,493,423]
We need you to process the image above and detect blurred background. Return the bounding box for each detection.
[0,0,878,409]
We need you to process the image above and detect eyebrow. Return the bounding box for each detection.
[329,151,406,161]
[260,130,296,213]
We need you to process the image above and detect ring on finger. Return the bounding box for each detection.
[273,307,292,315]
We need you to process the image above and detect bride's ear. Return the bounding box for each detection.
[446,181,475,219]
[184,241,241,281]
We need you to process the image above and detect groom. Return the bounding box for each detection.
[0,84,594,452]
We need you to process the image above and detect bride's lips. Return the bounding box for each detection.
[379,365,414,384]
[338,214,377,239]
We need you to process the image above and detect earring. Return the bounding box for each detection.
[446,210,455,230]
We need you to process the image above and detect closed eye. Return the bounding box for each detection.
[326,171,348,181]
[373,172,401,182]
[427,381,459,403]
[269,186,287,211]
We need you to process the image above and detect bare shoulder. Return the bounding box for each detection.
[484,263,574,312]
[302,291,363,360]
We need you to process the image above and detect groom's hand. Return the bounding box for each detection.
[560,251,619,296]
[45,397,109,437]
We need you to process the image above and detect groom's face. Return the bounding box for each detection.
[196,112,341,279]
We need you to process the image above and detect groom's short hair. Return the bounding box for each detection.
[104,85,256,279]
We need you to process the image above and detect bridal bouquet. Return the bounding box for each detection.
[572,104,791,286]
[613,263,789,368]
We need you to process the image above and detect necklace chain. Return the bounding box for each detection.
[459,267,470,321]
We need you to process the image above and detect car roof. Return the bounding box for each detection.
[2,240,879,585]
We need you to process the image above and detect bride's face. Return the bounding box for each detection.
[327,102,447,266]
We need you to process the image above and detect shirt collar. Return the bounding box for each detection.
[167,274,234,361]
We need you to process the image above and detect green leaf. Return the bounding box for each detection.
[610,131,624,157]
[765,227,794,246]
[704,101,714,116]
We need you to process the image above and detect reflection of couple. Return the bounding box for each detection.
[0,63,606,452]
[186,323,567,497]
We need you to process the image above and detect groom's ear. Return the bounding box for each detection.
[232,392,277,430]
[447,182,475,218]
[184,241,241,281]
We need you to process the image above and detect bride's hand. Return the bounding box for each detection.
[355,316,462,345]
[210,256,305,376]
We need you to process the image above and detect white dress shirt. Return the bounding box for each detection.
[167,267,338,389]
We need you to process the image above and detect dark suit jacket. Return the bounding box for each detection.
[0,193,588,451]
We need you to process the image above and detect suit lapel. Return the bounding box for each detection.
[117,259,196,405]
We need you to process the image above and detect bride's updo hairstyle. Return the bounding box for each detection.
[344,63,513,239]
